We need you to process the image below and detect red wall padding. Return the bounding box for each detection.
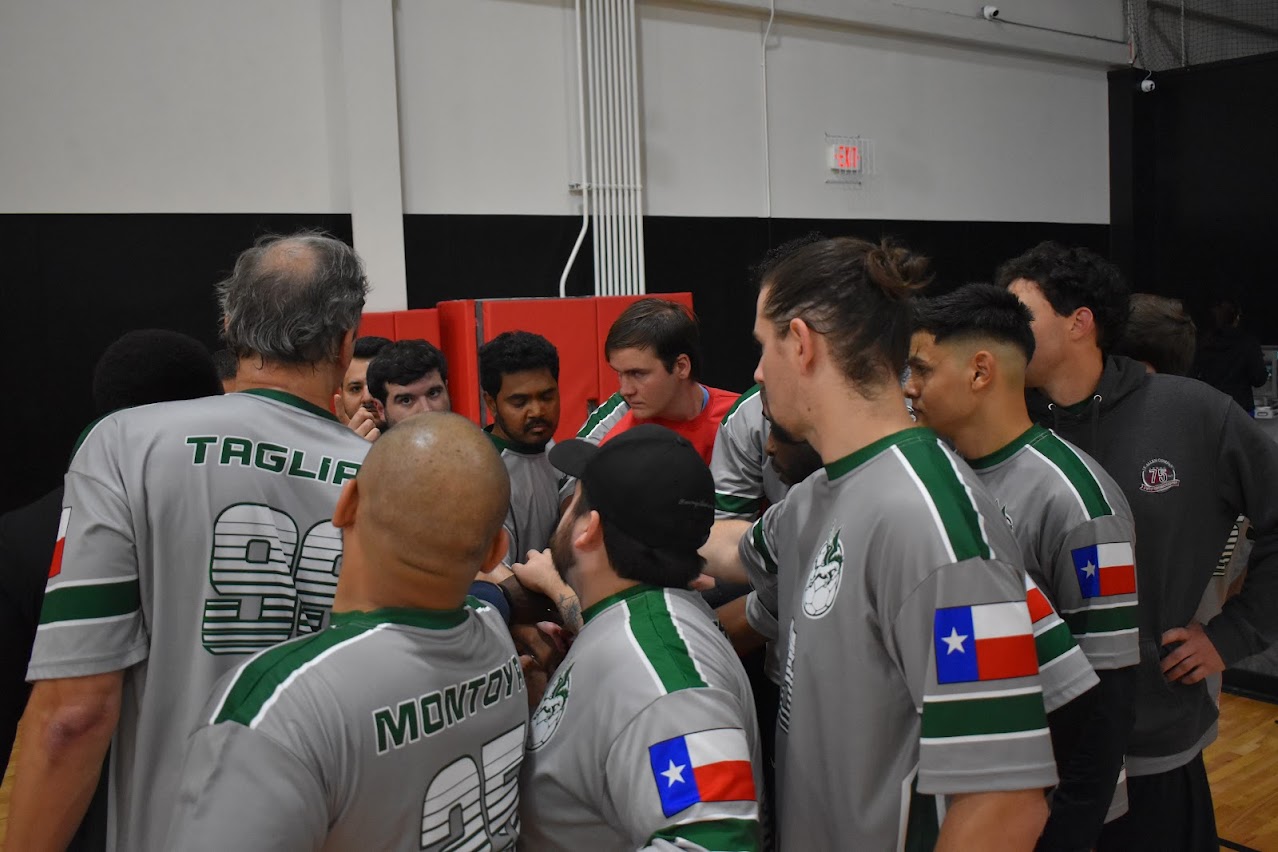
[358,311,397,340]
[393,309,441,346]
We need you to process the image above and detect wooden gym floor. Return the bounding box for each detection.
[1,692,1277,849]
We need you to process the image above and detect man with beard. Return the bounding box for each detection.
[365,339,451,437]
[335,335,392,437]
[479,331,563,567]
[516,425,763,852]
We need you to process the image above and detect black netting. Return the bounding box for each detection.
[1126,0,1278,71]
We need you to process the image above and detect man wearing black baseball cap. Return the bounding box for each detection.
[516,424,764,852]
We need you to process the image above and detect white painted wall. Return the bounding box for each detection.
[0,0,1119,224]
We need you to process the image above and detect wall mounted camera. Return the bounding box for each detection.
[1140,78,1156,93]
[982,5,1000,20]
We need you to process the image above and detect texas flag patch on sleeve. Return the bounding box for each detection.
[48,507,71,579]
[933,601,1039,684]
[647,728,756,818]
[1071,542,1136,598]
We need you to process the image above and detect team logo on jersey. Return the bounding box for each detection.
[1140,458,1180,493]
[528,663,572,751]
[801,528,844,619]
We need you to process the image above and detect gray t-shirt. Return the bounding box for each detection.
[28,389,371,852]
[744,427,1058,849]
[168,601,527,851]
[519,585,763,852]
[969,424,1140,671]
[709,385,787,521]
[486,429,560,564]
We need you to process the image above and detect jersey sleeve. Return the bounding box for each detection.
[1048,515,1139,670]
[558,393,629,502]
[167,722,328,852]
[604,687,762,852]
[739,505,782,641]
[710,393,766,521]
[27,418,149,680]
[1023,574,1097,713]
[886,558,1058,796]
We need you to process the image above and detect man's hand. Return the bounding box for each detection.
[333,393,351,425]
[698,519,751,585]
[1161,621,1226,684]
[348,407,381,443]
[512,622,568,708]
[512,550,582,631]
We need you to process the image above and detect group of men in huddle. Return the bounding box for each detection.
[7,230,1278,852]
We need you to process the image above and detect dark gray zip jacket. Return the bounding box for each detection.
[1028,355,1278,764]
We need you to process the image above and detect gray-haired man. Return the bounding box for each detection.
[10,232,374,851]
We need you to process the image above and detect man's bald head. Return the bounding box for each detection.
[217,231,367,365]
[354,412,510,584]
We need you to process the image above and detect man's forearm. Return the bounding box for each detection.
[699,520,751,585]
[937,790,1048,852]
[8,673,123,850]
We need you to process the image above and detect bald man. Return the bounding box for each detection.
[166,413,529,850]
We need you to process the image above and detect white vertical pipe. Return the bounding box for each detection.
[586,0,603,295]
[619,0,637,294]
[560,0,591,299]
[594,0,610,295]
[625,0,646,292]
[610,0,629,296]
[601,0,619,296]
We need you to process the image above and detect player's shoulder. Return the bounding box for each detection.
[717,384,763,433]
[1022,427,1126,521]
[576,392,629,440]
[207,618,390,731]
[704,385,742,420]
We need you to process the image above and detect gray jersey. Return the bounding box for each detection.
[520,585,763,852]
[28,389,371,852]
[169,601,527,851]
[709,385,787,521]
[969,425,1139,670]
[486,429,560,564]
[743,427,1057,850]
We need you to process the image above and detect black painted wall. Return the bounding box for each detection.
[1110,52,1278,335]
[3,213,1106,514]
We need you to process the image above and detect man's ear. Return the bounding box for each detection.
[338,329,357,370]
[332,478,359,529]
[673,354,692,381]
[574,510,605,553]
[789,317,818,374]
[970,350,996,391]
[482,392,498,418]
[479,528,509,574]
[1069,307,1096,343]
[372,399,387,422]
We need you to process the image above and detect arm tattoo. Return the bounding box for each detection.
[557,592,584,633]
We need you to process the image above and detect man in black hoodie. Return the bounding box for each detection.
[1195,298,1268,415]
[1000,242,1278,852]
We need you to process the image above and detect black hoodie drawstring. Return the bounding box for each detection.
[1090,394,1102,450]
[1048,402,1059,431]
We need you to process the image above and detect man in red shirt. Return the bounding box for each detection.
[559,298,737,502]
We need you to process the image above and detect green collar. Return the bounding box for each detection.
[332,606,470,630]
[967,424,1049,470]
[824,427,934,481]
[484,425,547,456]
[241,388,338,423]
[582,583,661,624]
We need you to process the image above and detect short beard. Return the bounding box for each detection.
[549,521,576,584]
[494,410,554,452]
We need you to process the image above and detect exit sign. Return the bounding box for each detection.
[827,143,862,173]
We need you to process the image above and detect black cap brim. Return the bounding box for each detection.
[548,438,600,479]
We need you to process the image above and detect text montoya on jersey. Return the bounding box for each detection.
[373,654,525,755]
[186,435,362,486]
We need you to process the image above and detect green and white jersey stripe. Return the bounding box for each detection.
[970,425,1139,670]
[559,392,631,500]
[757,427,1056,850]
[520,585,763,852]
[709,385,787,520]
[170,604,527,851]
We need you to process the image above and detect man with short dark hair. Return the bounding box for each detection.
[479,331,562,566]
[567,300,737,501]
[334,334,392,429]
[906,284,1136,851]
[1001,242,1278,852]
[366,338,450,435]
[516,425,763,851]
[10,232,373,852]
